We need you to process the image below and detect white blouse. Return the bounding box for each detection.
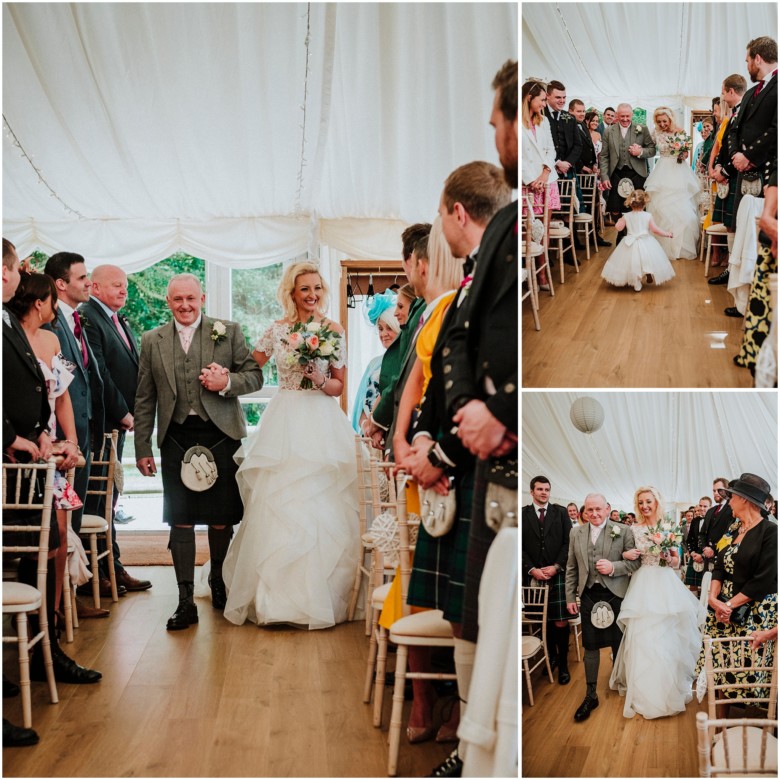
[521,116,558,186]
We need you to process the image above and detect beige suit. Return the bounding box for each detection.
[134,316,262,459]
[565,521,640,604]
[599,123,656,181]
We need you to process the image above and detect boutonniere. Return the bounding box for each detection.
[211,321,227,343]
[78,312,91,329]
[561,111,573,122]
[635,125,643,132]
[460,275,473,293]
[609,525,621,539]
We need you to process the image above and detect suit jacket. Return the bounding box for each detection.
[599,122,656,180]
[698,502,734,557]
[721,77,777,178]
[443,201,517,434]
[79,298,139,429]
[576,122,597,172]
[685,515,703,555]
[133,316,263,458]
[565,521,639,602]
[713,517,777,601]
[372,296,425,430]
[3,310,50,449]
[544,107,583,167]
[521,503,571,583]
[521,117,559,184]
[44,315,105,451]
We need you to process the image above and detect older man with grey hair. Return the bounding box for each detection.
[565,493,639,722]
[599,103,656,242]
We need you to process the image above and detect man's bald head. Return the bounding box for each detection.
[90,264,128,312]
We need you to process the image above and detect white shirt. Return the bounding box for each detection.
[533,501,549,521]
[590,519,608,546]
[620,124,629,139]
[57,300,78,337]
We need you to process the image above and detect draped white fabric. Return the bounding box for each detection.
[3,2,517,270]
[522,2,778,110]
[522,393,778,511]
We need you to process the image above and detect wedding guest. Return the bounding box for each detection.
[697,473,777,713]
[599,103,657,243]
[624,512,636,525]
[750,626,778,649]
[712,96,722,124]
[80,264,152,594]
[685,496,712,594]
[350,289,400,434]
[597,106,616,137]
[364,225,429,450]
[586,112,603,167]
[134,274,263,628]
[393,283,415,327]
[566,502,580,526]
[699,477,734,572]
[544,81,583,184]
[523,477,574,685]
[570,100,596,174]
[693,117,715,174]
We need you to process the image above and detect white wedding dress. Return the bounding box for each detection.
[644,132,701,260]
[609,526,706,719]
[222,322,360,629]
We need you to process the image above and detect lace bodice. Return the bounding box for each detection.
[633,525,663,567]
[654,132,677,158]
[255,321,345,391]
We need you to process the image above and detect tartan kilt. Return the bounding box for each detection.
[712,177,737,229]
[160,417,244,527]
[580,584,625,650]
[541,572,572,622]
[407,470,474,623]
[684,559,704,587]
[606,166,647,213]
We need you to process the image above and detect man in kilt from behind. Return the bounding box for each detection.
[522,476,574,685]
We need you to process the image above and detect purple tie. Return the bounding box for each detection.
[538,507,546,525]
[72,311,89,367]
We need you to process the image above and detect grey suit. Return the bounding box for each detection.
[134,316,262,459]
[599,123,656,182]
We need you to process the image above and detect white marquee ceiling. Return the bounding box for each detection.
[3,2,518,270]
[522,392,778,512]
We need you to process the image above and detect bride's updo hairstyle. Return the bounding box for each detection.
[278,260,330,321]
[633,485,665,524]
[624,189,650,210]
[652,106,681,133]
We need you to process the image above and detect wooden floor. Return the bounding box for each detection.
[522,228,754,388]
[3,566,452,778]
[522,646,706,778]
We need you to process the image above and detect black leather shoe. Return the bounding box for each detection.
[574,695,599,722]
[209,575,227,610]
[3,719,39,747]
[426,749,463,777]
[166,602,198,631]
[708,269,730,285]
[724,307,742,318]
[558,668,571,685]
[31,648,102,684]
[596,236,612,246]
[3,676,20,698]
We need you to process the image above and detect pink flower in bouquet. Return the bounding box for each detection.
[287,332,304,349]
[305,335,320,350]
[652,533,663,543]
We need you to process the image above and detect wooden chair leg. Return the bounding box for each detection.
[347,556,362,622]
[363,609,380,703]
[373,626,389,727]
[89,535,101,609]
[106,543,119,603]
[62,559,74,643]
[16,614,33,728]
[558,239,565,284]
[524,658,534,707]
[387,644,409,777]
[704,235,712,276]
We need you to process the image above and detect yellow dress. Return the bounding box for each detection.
[702,117,730,230]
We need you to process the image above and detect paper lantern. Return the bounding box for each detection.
[570,397,604,434]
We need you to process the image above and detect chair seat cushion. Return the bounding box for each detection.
[522,635,542,659]
[2,581,41,610]
[389,609,453,640]
[371,581,392,608]
[706,223,728,234]
[712,726,777,772]
[521,241,544,256]
[79,514,108,532]
[573,214,593,222]
[548,227,570,238]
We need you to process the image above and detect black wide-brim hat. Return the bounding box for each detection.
[718,473,771,510]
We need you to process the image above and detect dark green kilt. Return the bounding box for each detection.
[407,470,473,623]
[543,571,573,622]
[712,177,737,229]
[684,559,704,587]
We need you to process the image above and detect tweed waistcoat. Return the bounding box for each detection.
[172,330,208,424]
[617,127,632,169]
[585,532,607,588]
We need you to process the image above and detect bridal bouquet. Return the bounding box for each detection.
[668,131,692,164]
[282,317,341,389]
[646,515,684,566]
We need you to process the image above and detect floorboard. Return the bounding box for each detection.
[522,227,754,388]
[3,566,452,777]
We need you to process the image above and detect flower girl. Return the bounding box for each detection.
[601,190,676,291]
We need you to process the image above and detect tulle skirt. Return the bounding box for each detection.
[645,157,701,260]
[222,390,360,629]
[609,564,706,719]
[601,234,676,287]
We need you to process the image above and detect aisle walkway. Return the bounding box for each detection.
[3,567,451,777]
[522,229,754,388]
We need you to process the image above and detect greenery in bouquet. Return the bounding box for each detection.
[668,130,692,163]
[646,514,684,566]
[282,317,341,388]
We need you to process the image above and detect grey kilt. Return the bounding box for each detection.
[160,416,244,527]
[579,584,625,650]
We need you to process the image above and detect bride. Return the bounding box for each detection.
[644,107,700,260]
[609,486,706,719]
[222,261,359,629]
